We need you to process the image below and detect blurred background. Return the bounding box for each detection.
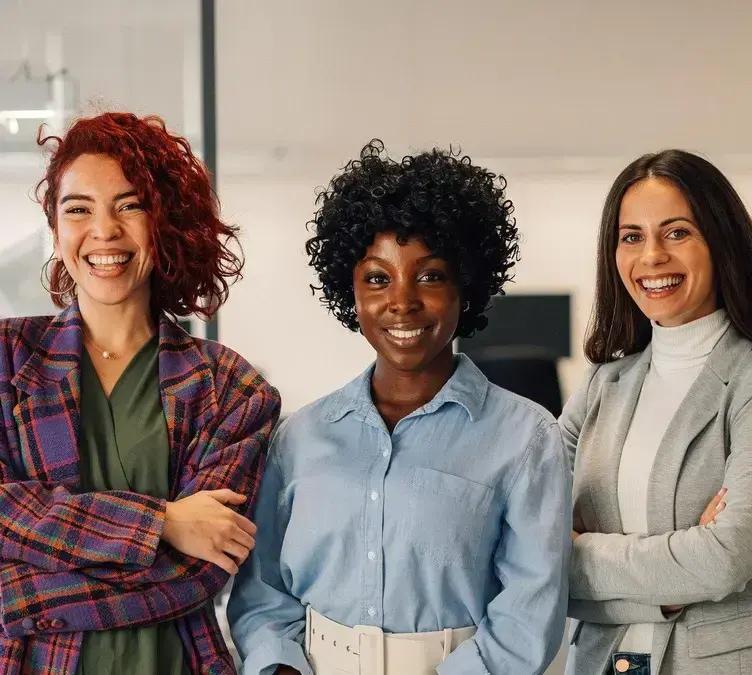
[2,1,752,671]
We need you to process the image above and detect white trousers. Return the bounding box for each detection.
[304,606,476,675]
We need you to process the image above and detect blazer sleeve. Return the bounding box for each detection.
[570,397,752,605]
[0,362,280,637]
[558,365,599,473]
[568,599,677,625]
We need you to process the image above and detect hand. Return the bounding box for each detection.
[661,604,684,615]
[571,530,581,542]
[275,667,300,675]
[660,488,729,615]
[162,489,257,574]
[700,487,728,526]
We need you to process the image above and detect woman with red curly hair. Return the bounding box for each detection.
[0,112,280,674]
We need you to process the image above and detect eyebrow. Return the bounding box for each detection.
[618,216,696,229]
[359,254,446,265]
[59,190,139,205]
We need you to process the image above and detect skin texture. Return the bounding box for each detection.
[354,232,461,431]
[54,153,256,575]
[615,177,716,328]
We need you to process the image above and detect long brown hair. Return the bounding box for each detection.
[585,149,752,363]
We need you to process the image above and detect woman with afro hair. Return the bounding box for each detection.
[230,140,571,675]
[0,112,280,674]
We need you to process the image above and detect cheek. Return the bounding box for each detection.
[614,251,633,289]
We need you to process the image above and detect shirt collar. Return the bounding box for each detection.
[324,353,489,424]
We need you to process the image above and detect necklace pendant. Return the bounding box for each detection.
[102,351,113,360]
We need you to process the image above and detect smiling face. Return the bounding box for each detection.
[54,153,155,313]
[616,177,716,327]
[353,232,461,373]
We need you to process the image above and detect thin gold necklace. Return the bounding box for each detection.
[83,331,119,360]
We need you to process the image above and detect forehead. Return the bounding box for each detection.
[362,232,438,261]
[58,153,132,197]
[618,177,693,224]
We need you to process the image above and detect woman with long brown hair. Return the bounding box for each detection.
[563,149,752,674]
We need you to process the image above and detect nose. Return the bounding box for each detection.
[640,233,670,266]
[387,278,422,315]
[90,209,123,241]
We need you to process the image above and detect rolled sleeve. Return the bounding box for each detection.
[438,422,572,674]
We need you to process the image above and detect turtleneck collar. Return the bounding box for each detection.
[650,308,730,370]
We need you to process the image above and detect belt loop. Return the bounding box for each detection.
[441,628,452,661]
[356,625,384,675]
[305,605,312,656]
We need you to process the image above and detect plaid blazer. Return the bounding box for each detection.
[0,302,280,674]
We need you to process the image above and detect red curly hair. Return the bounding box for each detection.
[37,112,243,319]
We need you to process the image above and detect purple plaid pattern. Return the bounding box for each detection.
[0,302,280,674]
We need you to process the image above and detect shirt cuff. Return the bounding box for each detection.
[241,638,313,675]
[435,638,491,675]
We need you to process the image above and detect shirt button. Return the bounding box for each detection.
[368,551,376,561]
[370,491,379,501]
[382,450,389,457]
[367,606,376,617]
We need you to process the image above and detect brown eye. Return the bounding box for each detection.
[365,272,389,285]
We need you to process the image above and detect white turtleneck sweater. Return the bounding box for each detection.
[616,308,730,662]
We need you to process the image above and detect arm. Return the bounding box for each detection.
[437,423,572,675]
[570,398,752,605]
[568,599,677,625]
[0,369,280,637]
[558,365,599,474]
[228,423,314,675]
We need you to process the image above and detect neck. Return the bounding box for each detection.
[77,289,156,354]
[371,346,455,410]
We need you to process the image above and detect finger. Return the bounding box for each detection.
[205,489,247,505]
[715,500,727,513]
[234,513,257,535]
[211,552,240,575]
[232,528,255,550]
[223,539,251,563]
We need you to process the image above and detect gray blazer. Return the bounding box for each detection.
[560,324,752,674]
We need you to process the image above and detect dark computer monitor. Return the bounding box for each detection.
[458,294,571,416]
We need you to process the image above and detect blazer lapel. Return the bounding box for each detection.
[585,348,651,533]
[647,325,751,533]
[11,303,83,487]
[157,316,218,498]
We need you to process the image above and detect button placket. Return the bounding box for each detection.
[362,433,390,625]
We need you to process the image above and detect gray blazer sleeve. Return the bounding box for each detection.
[570,397,752,605]
[568,599,677,625]
[558,365,599,473]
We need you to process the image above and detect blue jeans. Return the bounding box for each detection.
[611,651,650,674]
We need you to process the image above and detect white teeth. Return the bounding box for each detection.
[387,328,425,339]
[87,253,131,266]
[640,275,683,290]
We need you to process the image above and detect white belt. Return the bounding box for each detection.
[304,606,476,675]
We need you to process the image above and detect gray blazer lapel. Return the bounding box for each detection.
[586,348,651,533]
[647,325,752,534]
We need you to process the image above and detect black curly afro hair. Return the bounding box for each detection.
[305,139,519,337]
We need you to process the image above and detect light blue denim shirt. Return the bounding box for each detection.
[229,354,571,675]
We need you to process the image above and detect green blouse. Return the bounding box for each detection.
[76,337,188,675]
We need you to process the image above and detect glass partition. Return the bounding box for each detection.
[0,0,202,318]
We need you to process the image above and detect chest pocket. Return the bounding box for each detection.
[399,466,493,568]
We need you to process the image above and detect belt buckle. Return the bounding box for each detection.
[354,624,384,675]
